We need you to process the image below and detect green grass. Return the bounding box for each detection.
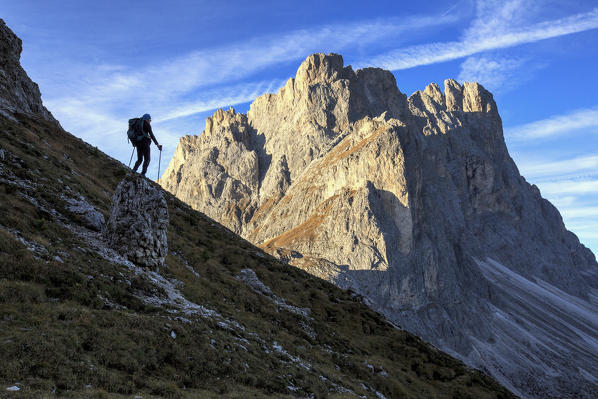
[0,114,516,398]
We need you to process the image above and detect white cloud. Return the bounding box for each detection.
[538,179,598,196]
[545,195,578,208]
[365,6,598,71]
[457,55,526,92]
[533,179,598,252]
[515,155,598,251]
[517,155,598,181]
[44,13,459,167]
[506,108,598,248]
[463,0,532,41]
[154,79,286,123]
[505,106,598,141]
[529,182,598,251]
[563,221,598,238]
[139,15,452,97]
[441,0,467,18]
[559,206,598,219]
[47,13,458,109]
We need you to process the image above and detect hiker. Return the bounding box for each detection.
[132,113,162,176]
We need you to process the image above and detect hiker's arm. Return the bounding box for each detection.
[145,121,160,146]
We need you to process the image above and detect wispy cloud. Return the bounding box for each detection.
[441,0,467,18]
[365,6,598,70]
[545,199,598,248]
[457,55,527,93]
[44,13,459,168]
[47,13,459,109]
[131,14,459,100]
[559,206,598,219]
[517,155,598,181]
[154,79,286,123]
[538,179,598,196]
[516,159,598,250]
[463,0,533,40]
[456,1,547,92]
[506,106,598,249]
[562,221,598,238]
[505,106,598,141]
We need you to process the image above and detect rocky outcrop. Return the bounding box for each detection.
[160,53,598,398]
[0,19,55,121]
[105,175,168,269]
[64,195,105,231]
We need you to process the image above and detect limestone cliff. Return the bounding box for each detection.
[160,53,598,399]
[0,19,55,121]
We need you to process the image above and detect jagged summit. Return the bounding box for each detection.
[161,52,598,398]
[294,53,352,85]
[414,79,498,114]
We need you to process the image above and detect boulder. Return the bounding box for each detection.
[105,174,168,269]
[65,196,105,231]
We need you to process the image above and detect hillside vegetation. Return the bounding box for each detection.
[0,114,515,398]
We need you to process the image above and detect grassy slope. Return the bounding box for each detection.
[0,114,515,398]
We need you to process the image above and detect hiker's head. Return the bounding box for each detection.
[142,113,152,122]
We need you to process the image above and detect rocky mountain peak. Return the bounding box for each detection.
[161,52,598,398]
[414,79,498,115]
[462,81,497,113]
[423,82,444,106]
[441,79,498,114]
[0,19,55,121]
[204,107,253,147]
[294,53,349,86]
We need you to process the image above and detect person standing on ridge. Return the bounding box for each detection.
[132,113,162,177]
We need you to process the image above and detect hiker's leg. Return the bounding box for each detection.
[141,145,151,176]
[132,145,143,172]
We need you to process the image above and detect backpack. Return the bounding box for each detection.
[127,118,147,146]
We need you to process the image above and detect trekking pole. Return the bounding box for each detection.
[128,147,135,168]
[157,148,162,181]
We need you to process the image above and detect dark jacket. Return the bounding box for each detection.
[139,120,159,147]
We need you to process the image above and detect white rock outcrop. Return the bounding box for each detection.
[105,174,169,269]
[160,53,598,399]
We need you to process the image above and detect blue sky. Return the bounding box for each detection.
[3,0,598,254]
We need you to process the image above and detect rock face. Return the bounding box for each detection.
[106,175,169,269]
[160,53,598,398]
[0,19,55,121]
